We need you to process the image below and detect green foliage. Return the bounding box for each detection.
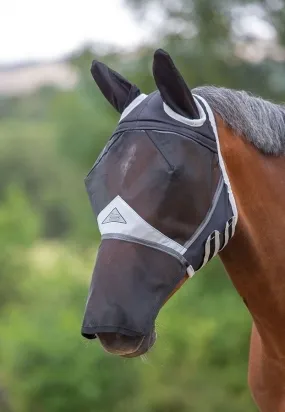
[0,185,40,310]
[0,250,256,412]
[126,0,285,101]
[0,252,140,412]
[50,87,117,170]
[0,185,40,249]
[0,120,98,243]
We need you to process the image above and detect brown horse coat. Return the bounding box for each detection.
[217,118,285,411]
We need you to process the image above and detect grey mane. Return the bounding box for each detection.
[193,86,285,156]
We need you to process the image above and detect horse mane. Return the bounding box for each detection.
[193,86,285,156]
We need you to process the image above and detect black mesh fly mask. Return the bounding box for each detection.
[81,49,238,348]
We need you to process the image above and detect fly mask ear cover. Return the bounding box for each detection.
[81,89,238,339]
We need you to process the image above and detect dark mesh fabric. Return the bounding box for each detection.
[81,239,186,339]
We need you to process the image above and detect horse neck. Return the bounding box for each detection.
[217,117,285,357]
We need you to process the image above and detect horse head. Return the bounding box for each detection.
[81,49,237,357]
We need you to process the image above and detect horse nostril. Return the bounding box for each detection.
[96,332,145,355]
[96,332,119,345]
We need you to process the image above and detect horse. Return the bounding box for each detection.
[81,48,285,412]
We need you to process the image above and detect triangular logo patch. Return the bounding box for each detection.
[102,208,127,224]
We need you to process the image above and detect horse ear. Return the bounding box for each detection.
[153,49,200,119]
[91,60,141,113]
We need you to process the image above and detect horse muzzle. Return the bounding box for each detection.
[97,329,157,357]
[81,239,186,356]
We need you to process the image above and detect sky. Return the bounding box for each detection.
[0,0,148,64]
[1,0,275,65]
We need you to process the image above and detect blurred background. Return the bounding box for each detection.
[1,0,285,410]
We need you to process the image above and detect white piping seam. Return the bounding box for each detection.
[202,233,212,267]
[231,219,237,237]
[163,97,207,127]
[183,177,224,249]
[194,95,238,231]
[220,221,230,251]
[213,230,220,257]
[119,94,148,121]
[101,233,188,265]
[186,265,195,278]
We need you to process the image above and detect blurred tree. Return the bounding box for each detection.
[0,254,256,411]
[0,120,96,241]
[125,0,285,101]
[0,185,40,310]
[0,256,142,412]
[50,88,116,171]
